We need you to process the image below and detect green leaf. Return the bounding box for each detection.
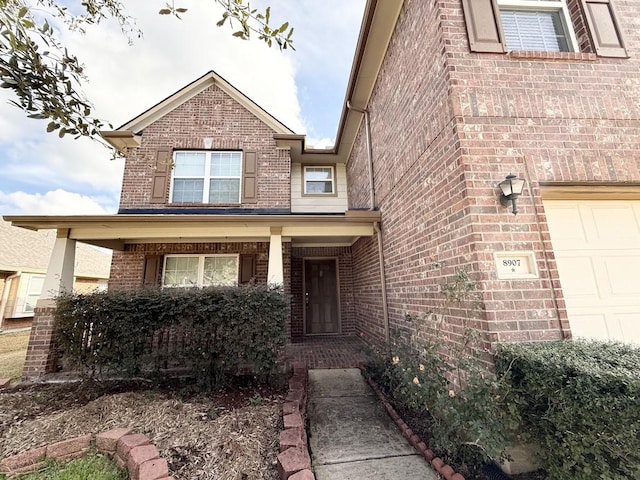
[176,8,188,13]
[158,9,172,15]
[278,22,289,33]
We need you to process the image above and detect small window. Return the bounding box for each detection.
[162,255,239,287]
[498,0,577,52]
[171,151,242,204]
[23,274,45,313]
[304,166,335,195]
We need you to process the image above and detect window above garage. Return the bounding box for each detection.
[461,0,628,58]
[498,0,577,52]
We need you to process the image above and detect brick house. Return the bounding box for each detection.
[6,0,640,379]
[0,219,111,331]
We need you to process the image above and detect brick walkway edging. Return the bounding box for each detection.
[276,361,314,480]
[363,370,466,480]
[0,429,172,480]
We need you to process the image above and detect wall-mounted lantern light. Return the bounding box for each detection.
[498,173,525,215]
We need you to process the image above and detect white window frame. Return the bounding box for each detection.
[497,0,579,53]
[162,254,240,288]
[21,273,45,315]
[303,165,336,195]
[169,150,243,204]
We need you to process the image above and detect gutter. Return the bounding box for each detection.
[0,272,21,331]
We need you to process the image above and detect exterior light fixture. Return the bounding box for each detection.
[498,173,525,215]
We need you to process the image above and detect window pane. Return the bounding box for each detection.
[172,179,204,203]
[203,256,238,286]
[306,181,333,194]
[305,167,333,180]
[500,10,569,52]
[24,275,45,313]
[164,257,199,286]
[211,152,242,177]
[209,179,241,203]
[174,152,206,176]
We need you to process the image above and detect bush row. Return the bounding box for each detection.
[496,340,640,480]
[54,284,288,388]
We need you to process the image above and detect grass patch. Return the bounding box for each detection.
[1,452,125,480]
[0,330,30,380]
[0,330,30,355]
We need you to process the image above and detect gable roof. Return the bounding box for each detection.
[101,70,295,151]
[0,219,111,278]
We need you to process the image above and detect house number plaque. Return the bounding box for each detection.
[494,251,539,279]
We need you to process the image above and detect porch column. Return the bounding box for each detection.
[267,227,284,286]
[23,229,76,381]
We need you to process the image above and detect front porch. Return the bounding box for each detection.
[286,336,371,369]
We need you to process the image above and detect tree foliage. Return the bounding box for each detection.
[0,0,294,139]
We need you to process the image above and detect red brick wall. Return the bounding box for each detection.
[119,84,291,210]
[290,247,355,341]
[351,236,385,342]
[348,0,640,354]
[109,242,271,289]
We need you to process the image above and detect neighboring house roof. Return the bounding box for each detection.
[101,70,296,151]
[0,219,111,278]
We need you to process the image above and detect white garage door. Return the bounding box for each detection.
[544,200,640,344]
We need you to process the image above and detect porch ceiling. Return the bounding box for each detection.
[3,211,380,250]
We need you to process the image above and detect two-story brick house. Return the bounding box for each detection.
[7,0,640,379]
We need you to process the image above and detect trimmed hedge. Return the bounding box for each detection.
[54,284,288,387]
[496,340,640,480]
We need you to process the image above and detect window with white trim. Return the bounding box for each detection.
[162,255,239,287]
[171,151,242,204]
[22,274,45,313]
[304,166,335,195]
[497,0,577,52]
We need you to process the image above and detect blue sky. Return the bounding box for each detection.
[0,0,365,215]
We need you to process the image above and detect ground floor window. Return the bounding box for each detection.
[22,274,45,313]
[162,255,239,287]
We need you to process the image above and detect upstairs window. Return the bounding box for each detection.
[162,255,239,287]
[498,0,576,52]
[304,166,335,195]
[461,0,628,58]
[171,151,242,204]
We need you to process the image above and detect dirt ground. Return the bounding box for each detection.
[0,330,29,382]
[0,380,285,480]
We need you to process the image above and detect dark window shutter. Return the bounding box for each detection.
[143,255,163,286]
[581,0,628,58]
[239,254,256,284]
[461,0,506,53]
[242,151,258,204]
[150,148,172,204]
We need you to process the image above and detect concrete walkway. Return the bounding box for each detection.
[307,369,439,480]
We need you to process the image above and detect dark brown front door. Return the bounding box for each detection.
[304,259,339,335]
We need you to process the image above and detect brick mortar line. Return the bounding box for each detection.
[0,429,172,480]
[362,369,466,480]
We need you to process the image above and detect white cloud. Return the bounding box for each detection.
[306,137,335,149]
[0,189,113,215]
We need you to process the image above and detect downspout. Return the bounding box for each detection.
[0,272,21,331]
[374,222,390,344]
[346,101,375,210]
[347,100,390,344]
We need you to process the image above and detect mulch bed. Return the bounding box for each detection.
[391,399,547,480]
[0,379,286,480]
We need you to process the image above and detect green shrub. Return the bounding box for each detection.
[496,340,640,480]
[54,284,288,388]
[367,326,521,470]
